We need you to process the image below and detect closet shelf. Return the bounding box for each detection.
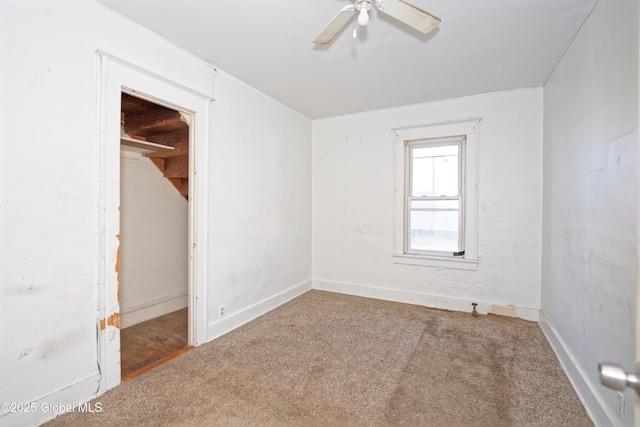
[120,135,175,152]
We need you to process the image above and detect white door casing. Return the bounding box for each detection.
[96,51,211,392]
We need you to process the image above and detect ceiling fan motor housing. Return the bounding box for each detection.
[355,0,372,11]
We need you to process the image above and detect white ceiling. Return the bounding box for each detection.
[97,0,598,119]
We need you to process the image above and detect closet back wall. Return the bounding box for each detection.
[119,149,188,327]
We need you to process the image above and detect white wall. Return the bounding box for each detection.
[119,150,188,328]
[0,2,211,425]
[312,88,543,318]
[541,0,638,424]
[0,1,311,426]
[207,70,312,338]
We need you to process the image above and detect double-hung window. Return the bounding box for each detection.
[393,120,478,270]
[406,137,464,256]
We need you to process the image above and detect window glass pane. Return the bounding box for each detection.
[412,144,458,197]
[409,199,460,252]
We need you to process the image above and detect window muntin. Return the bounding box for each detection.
[405,138,464,256]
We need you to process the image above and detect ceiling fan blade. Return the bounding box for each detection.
[376,0,440,34]
[313,5,356,45]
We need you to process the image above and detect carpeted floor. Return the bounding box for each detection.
[46,290,593,426]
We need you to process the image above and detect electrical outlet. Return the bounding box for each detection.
[219,305,225,319]
[617,392,625,420]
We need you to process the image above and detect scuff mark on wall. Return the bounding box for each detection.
[100,312,120,330]
[17,349,33,360]
[584,132,637,322]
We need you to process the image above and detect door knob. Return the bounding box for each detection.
[599,362,640,395]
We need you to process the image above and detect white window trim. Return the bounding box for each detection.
[393,119,479,270]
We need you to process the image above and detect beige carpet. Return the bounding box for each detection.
[46,290,592,426]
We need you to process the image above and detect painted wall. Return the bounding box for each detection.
[0,1,310,426]
[312,89,543,318]
[207,70,312,338]
[541,0,638,424]
[119,149,188,328]
[0,2,211,425]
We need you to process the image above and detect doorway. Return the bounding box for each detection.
[97,52,210,392]
[119,93,192,380]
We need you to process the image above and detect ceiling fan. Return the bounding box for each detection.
[313,0,441,45]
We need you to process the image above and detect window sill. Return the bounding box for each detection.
[391,253,478,270]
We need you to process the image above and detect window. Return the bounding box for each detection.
[407,137,464,256]
[393,120,478,270]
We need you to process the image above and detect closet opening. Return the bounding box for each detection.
[118,92,192,380]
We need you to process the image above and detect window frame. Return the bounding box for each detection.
[393,120,479,270]
[405,136,465,257]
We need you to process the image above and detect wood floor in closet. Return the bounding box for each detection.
[120,308,190,381]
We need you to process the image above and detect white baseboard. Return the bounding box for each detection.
[312,279,540,321]
[538,312,615,426]
[120,292,188,328]
[0,375,100,427]
[207,280,312,340]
